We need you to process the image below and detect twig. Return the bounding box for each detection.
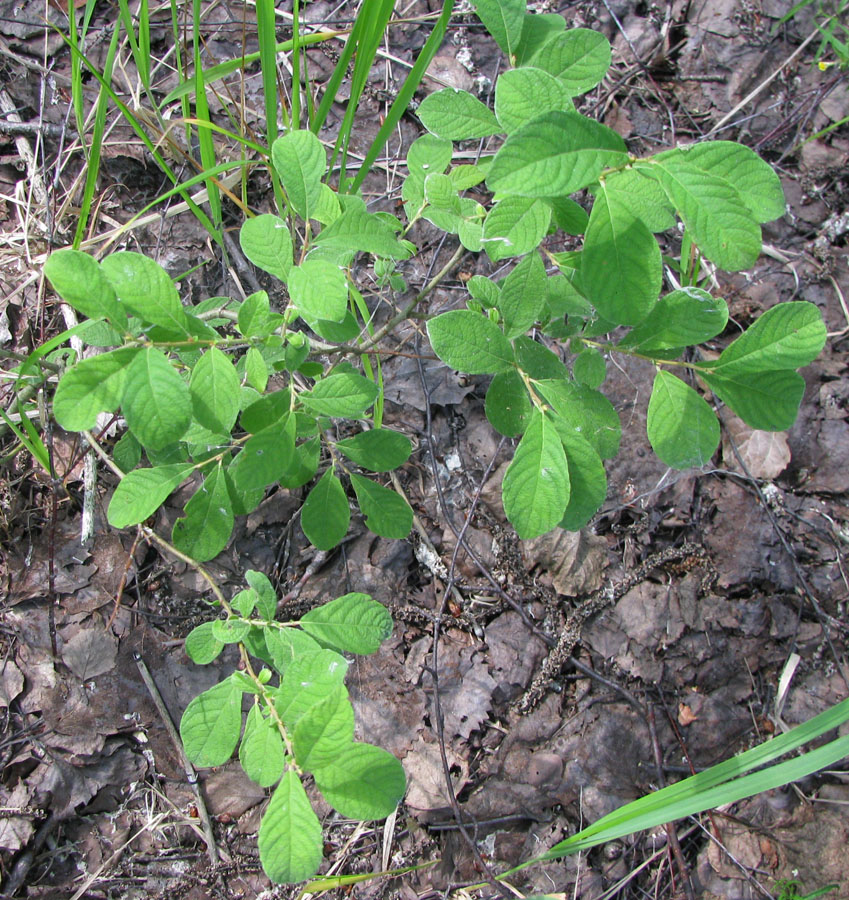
[133,653,222,867]
[704,27,820,137]
[0,119,64,137]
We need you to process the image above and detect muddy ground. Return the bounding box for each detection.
[1,1,848,898]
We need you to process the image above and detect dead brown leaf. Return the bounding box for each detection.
[722,413,791,479]
[524,529,608,596]
[61,627,118,681]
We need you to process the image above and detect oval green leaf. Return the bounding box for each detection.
[300,592,393,655]
[258,769,323,884]
[502,409,570,539]
[646,370,720,468]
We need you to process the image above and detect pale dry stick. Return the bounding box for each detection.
[0,87,50,233]
[827,273,849,337]
[133,653,223,867]
[704,27,820,138]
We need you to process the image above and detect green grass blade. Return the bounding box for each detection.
[292,0,301,130]
[59,32,223,248]
[496,696,849,879]
[0,404,49,472]
[256,0,282,142]
[192,0,222,230]
[350,1,456,192]
[69,0,99,149]
[540,733,849,859]
[169,0,192,147]
[73,24,121,248]
[138,0,151,87]
[331,0,396,187]
[163,31,339,106]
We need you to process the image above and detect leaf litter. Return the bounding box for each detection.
[1,0,848,896]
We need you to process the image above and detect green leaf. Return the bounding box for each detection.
[185,621,224,664]
[244,347,269,392]
[573,348,606,388]
[350,473,413,539]
[513,335,569,379]
[212,617,251,644]
[276,649,349,728]
[535,379,621,459]
[602,168,676,233]
[240,705,286,788]
[228,418,296,492]
[245,570,278,620]
[122,347,192,450]
[237,290,277,338]
[406,134,453,184]
[647,157,762,271]
[483,196,552,263]
[280,436,321,489]
[312,183,342,224]
[179,678,242,768]
[301,372,378,417]
[424,173,460,213]
[294,683,355,771]
[530,28,611,96]
[53,347,140,432]
[189,347,241,434]
[301,470,350,550]
[497,252,547,338]
[494,67,573,133]
[335,428,411,472]
[417,88,500,140]
[258,769,323,884]
[300,592,393,654]
[618,287,728,352]
[241,389,292,433]
[485,369,532,437]
[100,252,190,334]
[231,588,257,617]
[559,432,607,531]
[113,430,142,473]
[265,628,323,675]
[313,205,411,259]
[271,130,326,221]
[660,142,785,224]
[473,0,525,57]
[107,463,194,528]
[701,369,805,431]
[502,408,570,539]
[225,468,265,517]
[239,214,293,282]
[709,301,826,375]
[545,273,592,318]
[44,249,125,325]
[581,182,662,326]
[467,275,501,308]
[515,11,566,66]
[646,371,720,468]
[427,310,513,374]
[172,463,234,561]
[313,742,406,820]
[487,111,627,198]
[546,196,590,235]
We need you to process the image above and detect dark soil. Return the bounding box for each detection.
[1,1,848,898]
